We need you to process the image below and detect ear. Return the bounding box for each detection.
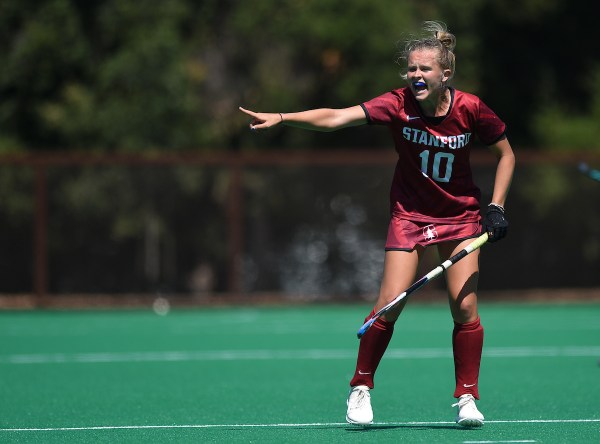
[442,69,452,82]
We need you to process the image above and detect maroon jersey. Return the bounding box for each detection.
[361,87,506,224]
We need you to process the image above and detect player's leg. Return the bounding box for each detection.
[352,248,422,386]
[438,239,485,426]
[346,247,422,425]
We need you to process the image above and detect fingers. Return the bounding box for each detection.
[239,106,277,131]
[249,120,268,131]
[239,106,261,128]
[485,226,507,243]
[238,106,255,117]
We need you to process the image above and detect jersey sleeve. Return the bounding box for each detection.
[476,99,506,145]
[361,91,402,124]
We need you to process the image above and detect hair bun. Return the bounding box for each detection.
[436,31,456,52]
[423,21,456,52]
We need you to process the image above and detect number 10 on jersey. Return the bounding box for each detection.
[419,150,455,183]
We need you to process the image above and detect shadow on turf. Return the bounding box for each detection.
[346,424,464,432]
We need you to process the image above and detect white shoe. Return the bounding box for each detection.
[346,385,373,425]
[453,394,484,427]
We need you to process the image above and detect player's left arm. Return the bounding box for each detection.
[489,137,515,208]
[483,137,515,242]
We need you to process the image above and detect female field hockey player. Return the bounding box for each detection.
[240,21,515,427]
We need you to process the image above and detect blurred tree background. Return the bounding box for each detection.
[0,0,599,298]
[1,0,599,153]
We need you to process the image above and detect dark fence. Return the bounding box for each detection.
[0,149,598,306]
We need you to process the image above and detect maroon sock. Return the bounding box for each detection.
[350,310,395,389]
[452,317,484,399]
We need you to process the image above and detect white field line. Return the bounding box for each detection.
[0,346,599,365]
[463,441,536,443]
[0,419,599,432]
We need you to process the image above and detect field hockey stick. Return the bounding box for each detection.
[579,162,600,182]
[357,232,489,339]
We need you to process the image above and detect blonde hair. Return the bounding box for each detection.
[397,21,456,80]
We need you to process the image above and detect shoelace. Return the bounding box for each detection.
[349,389,370,408]
[452,395,474,408]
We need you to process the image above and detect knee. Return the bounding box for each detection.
[451,297,478,324]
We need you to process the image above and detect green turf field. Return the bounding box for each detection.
[0,302,598,443]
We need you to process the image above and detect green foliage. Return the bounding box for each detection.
[533,67,600,151]
[0,0,599,151]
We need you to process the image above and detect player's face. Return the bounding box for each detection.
[406,48,450,102]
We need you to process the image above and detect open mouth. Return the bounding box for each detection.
[413,81,427,92]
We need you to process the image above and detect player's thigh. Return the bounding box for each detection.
[376,248,422,317]
[438,239,480,323]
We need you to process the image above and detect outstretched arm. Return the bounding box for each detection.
[239,105,367,132]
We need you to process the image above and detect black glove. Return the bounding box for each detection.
[482,203,508,243]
